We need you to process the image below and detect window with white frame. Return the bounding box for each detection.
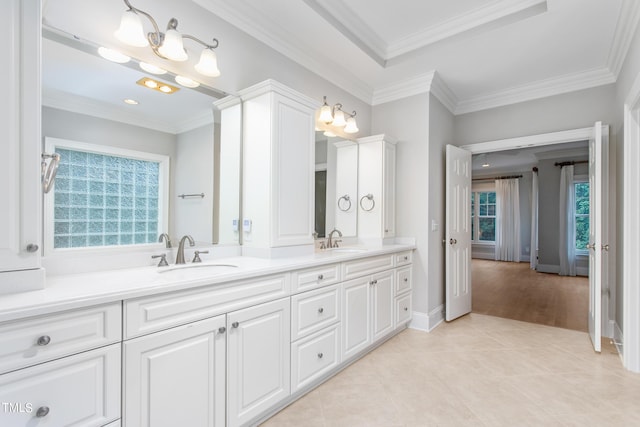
[45,138,169,252]
[471,191,496,242]
[574,180,589,251]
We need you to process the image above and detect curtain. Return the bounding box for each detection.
[530,170,539,270]
[559,165,577,276]
[495,178,521,262]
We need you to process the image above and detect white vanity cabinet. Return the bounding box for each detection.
[0,0,44,292]
[123,315,227,427]
[227,298,291,427]
[357,135,397,242]
[239,80,318,254]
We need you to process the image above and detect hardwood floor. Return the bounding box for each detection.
[472,259,589,332]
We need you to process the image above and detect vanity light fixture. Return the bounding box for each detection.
[115,0,221,77]
[174,75,200,88]
[98,46,130,63]
[319,96,358,134]
[139,62,167,75]
[136,77,180,94]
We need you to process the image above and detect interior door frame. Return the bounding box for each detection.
[458,124,611,338]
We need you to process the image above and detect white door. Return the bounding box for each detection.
[227,298,290,427]
[123,316,227,427]
[445,145,472,321]
[588,122,606,353]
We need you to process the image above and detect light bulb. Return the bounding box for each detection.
[98,47,130,63]
[144,79,158,89]
[332,109,346,127]
[139,62,167,75]
[344,116,359,134]
[114,10,149,47]
[195,48,221,77]
[158,29,188,61]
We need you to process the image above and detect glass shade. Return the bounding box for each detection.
[115,10,149,47]
[98,47,130,64]
[319,104,333,123]
[344,116,359,134]
[195,48,221,77]
[158,29,188,61]
[332,109,346,127]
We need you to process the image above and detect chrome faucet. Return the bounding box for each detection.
[327,228,342,248]
[158,233,172,248]
[176,235,195,264]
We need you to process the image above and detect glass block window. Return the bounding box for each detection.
[47,138,168,250]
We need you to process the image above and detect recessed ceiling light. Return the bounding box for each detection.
[123,99,139,105]
[97,47,130,63]
[139,62,167,75]
[174,75,200,88]
[136,77,179,94]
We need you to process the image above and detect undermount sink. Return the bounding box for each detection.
[157,263,238,274]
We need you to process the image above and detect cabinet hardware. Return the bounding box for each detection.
[37,335,51,346]
[317,352,323,359]
[318,307,324,314]
[404,307,408,311]
[26,243,39,253]
[586,243,596,250]
[35,406,50,418]
[317,274,324,280]
[232,322,239,328]
[218,327,226,334]
[403,256,408,261]
[449,238,457,245]
[404,278,408,282]
[370,279,378,285]
[602,244,610,251]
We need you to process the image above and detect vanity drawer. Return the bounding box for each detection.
[0,303,121,374]
[291,285,340,341]
[395,293,412,328]
[291,262,341,293]
[342,254,394,280]
[395,251,413,267]
[0,344,121,427]
[125,274,289,338]
[291,324,340,392]
[395,266,412,295]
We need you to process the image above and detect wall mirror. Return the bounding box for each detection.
[40,17,240,250]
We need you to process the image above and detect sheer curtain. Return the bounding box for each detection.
[559,165,577,276]
[530,169,539,270]
[495,178,520,262]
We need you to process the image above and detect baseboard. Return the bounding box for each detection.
[614,321,624,360]
[471,253,494,260]
[409,311,428,331]
[537,263,588,277]
[428,305,444,331]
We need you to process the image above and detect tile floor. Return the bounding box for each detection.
[261,314,640,427]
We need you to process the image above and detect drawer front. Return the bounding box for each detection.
[0,303,121,374]
[0,344,121,427]
[395,266,412,295]
[291,263,341,293]
[291,285,340,341]
[342,254,394,280]
[125,274,289,339]
[395,251,413,267]
[291,324,340,392]
[395,293,412,328]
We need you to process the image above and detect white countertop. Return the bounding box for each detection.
[0,244,414,323]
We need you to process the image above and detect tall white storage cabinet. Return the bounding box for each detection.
[0,0,44,293]
[240,80,317,256]
[357,135,397,242]
[334,141,358,237]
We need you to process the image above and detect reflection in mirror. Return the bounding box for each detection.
[41,28,240,248]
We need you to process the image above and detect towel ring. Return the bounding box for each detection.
[359,194,375,212]
[337,195,352,212]
[41,153,61,194]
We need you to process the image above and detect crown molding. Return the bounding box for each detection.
[371,71,458,114]
[607,0,640,77]
[455,67,616,115]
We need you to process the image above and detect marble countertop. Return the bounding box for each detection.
[0,244,414,323]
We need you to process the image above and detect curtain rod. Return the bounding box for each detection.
[472,174,523,182]
[555,160,588,167]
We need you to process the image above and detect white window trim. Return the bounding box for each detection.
[43,137,170,256]
[471,189,496,243]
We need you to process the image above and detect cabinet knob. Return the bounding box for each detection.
[218,327,226,334]
[370,279,378,285]
[318,307,324,314]
[317,274,324,280]
[26,243,39,253]
[404,307,408,311]
[317,352,323,359]
[232,322,239,328]
[35,406,50,418]
[404,278,408,282]
[37,335,51,346]
[403,256,408,261]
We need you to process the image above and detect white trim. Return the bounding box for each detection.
[372,71,457,114]
[43,137,170,257]
[460,127,595,154]
[408,311,429,331]
[536,263,589,277]
[428,305,445,331]
[607,0,640,77]
[614,321,624,360]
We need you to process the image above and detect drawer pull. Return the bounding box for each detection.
[317,274,324,280]
[317,352,323,359]
[232,322,239,328]
[318,307,324,314]
[370,279,378,285]
[35,406,50,418]
[37,335,51,346]
[218,327,226,334]
[404,307,408,311]
[404,278,408,282]
[403,256,408,261]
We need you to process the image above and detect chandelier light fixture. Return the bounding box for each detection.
[114,0,221,78]
[319,96,358,134]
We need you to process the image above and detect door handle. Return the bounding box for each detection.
[602,244,610,251]
[449,238,457,245]
[586,243,596,250]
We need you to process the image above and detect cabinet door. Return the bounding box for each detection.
[371,270,394,342]
[227,298,290,427]
[0,344,120,427]
[123,315,226,427]
[0,0,41,276]
[383,142,396,238]
[334,141,358,237]
[341,277,371,361]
